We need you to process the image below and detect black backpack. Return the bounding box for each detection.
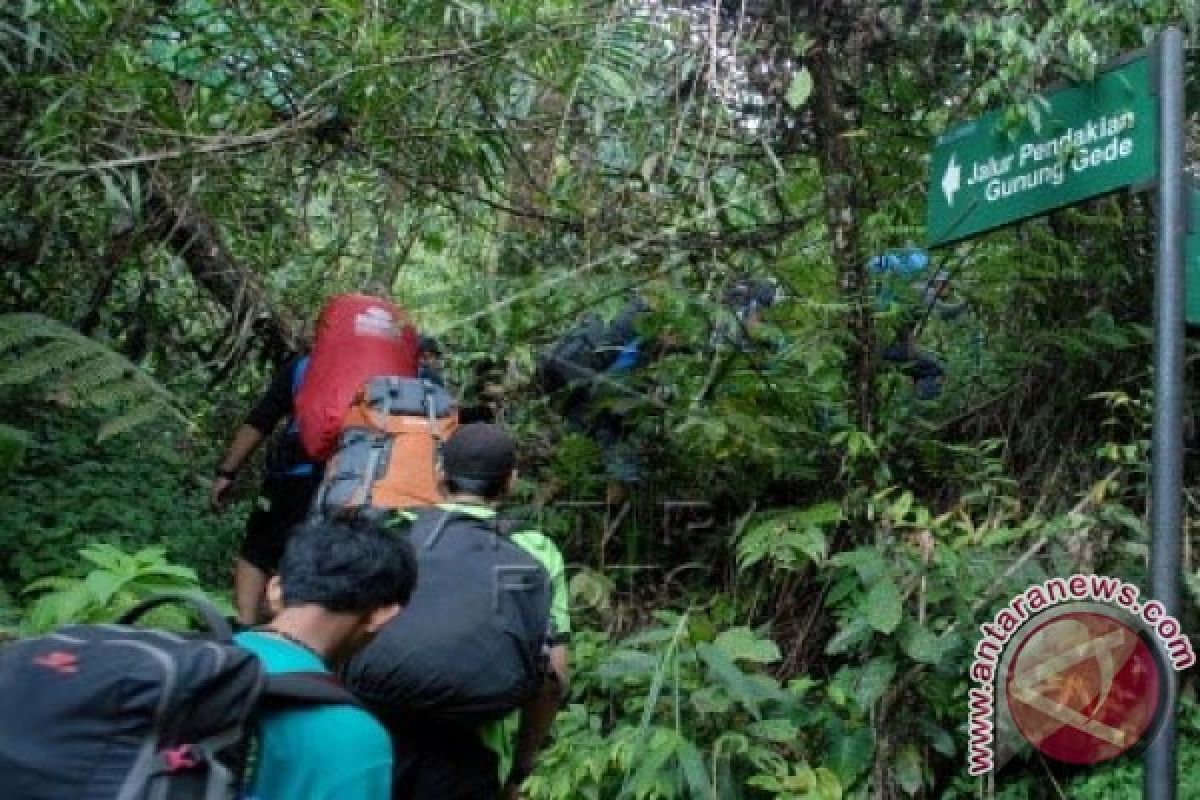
[536,297,648,394]
[342,508,553,728]
[0,594,358,800]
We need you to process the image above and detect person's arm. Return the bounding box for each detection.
[210,425,266,511]
[210,360,296,511]
[503,644,569,797]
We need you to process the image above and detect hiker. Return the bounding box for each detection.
[882,317,945,400]
[213,353,323,626]
[871,251,964,400]
[417,335,446,388]
[913,270,966,321]
[215,294,420,625]
[238,513,419,800]
[0,521,414,800]
[539,294,660,502]
[343,423,570,800]
[715,276,779,350]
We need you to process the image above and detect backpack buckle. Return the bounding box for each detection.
[161,744,199,773]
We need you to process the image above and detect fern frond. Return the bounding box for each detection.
[0,340,96,387]
[84,379,159,411]
[0,313,188,438]
[97,401,171,441]
[0,312,57,354]
[58,358,138,397]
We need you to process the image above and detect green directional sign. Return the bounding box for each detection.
[1186,183,1200,326]
[927,54,1158,246]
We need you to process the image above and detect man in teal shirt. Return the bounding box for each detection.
[237,514,418,800]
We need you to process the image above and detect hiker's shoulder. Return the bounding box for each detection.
[507,527,565,569]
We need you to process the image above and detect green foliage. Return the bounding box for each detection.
[21,542,229,634]
[0,314,187,439]
[0,405,241,591]
[0,422,31,480]
[3,1,1196,797]
[736,503,839,572]
[526,618,847,800]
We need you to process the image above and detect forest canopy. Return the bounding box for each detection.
[2,1,1200,798]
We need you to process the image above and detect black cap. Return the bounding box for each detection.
[442,423,516,481]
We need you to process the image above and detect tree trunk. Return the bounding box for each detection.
[806,1,876,434]
[78,222,142,335]
[145,178,303,364]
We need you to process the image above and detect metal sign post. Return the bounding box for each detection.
[1146,25,1186,800]
[924,27,1188,800]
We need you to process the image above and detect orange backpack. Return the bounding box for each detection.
[313,377,459,515]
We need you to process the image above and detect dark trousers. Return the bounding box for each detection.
[882,343,944,400]
[390,721,501,800]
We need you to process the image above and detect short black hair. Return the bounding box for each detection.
[443,473,509,502]
[278,516,417,612]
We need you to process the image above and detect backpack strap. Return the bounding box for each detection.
[291,355,310,397]
[348,378,396,509]
[115,593,233,642]
[260,671,362,710]
[408,507,509,551]
[274,356,315,478]
[423,380,448,481]
[492,513,531,538]
[232,672,360,791]
[411,507,459,551]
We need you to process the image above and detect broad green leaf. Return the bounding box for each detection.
[785,67,813,109]
[83,570,124,606]
[697,643,764,720]
[691,686,732,715]
[864,576,902,634]
[595,649,659,680]
[714,626,781,664]
[790,529,828,564]
[894,743,923,795]
[900,622,946,665]
[826,724,874,783]
[815,767,844,800]
[828,547,886,583]
[782,764,816,792]
[923,724,956,758]
[825,616,871,656]
[746,718,798,743]
[854,657,896,711]
[675,739,713,800]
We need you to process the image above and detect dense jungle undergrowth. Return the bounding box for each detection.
[3,1,1200,798]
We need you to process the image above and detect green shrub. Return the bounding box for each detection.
[526,616,847,800]
[0,404,242,592]
[21,543,232,634]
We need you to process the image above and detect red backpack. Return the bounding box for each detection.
[295,294,419,462]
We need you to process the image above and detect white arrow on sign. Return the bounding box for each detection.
[941,154,962,207]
